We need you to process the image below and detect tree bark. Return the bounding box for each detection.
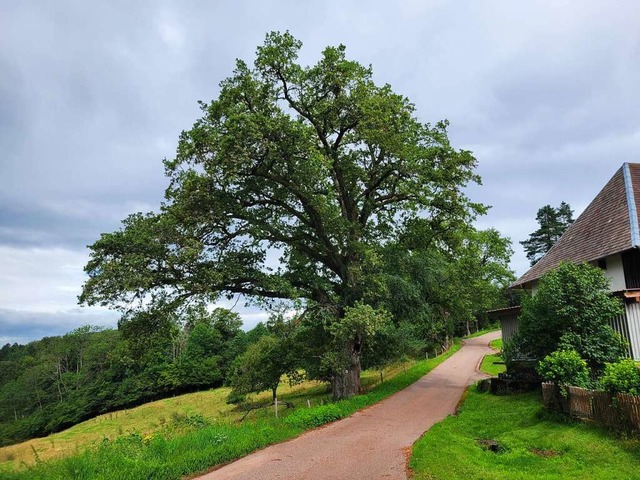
[332,339,361,400]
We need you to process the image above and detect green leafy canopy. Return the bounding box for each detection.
[79,31,485,318]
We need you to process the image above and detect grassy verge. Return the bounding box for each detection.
[410,388,640,479]
[480,337,505,376]
[0,381,325,471]
[1,342,460,480]
[479,336,505,376]
[480,354,505,376]
[464,327,500,339]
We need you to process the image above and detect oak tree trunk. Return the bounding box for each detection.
[332,338,362,400]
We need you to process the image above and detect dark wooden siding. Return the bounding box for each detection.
[622,249,640,288]
[500,316,519,343]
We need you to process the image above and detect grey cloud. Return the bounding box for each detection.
[0,308,119,345]
[2,0,640,342]
[0,304,268,345]
[0,199,154,248]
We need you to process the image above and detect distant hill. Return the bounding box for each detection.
[0,376,329,471]
[0,310,268,447]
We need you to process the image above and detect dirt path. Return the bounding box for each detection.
[199,331,501,480]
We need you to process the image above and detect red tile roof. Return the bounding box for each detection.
[512,163,640,288]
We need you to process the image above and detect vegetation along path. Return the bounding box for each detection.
[200,330,501,480]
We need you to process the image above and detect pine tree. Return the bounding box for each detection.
[520,202,574,266]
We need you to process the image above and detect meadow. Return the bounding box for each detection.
[0,342,460,479]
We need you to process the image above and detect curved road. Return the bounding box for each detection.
[199,330,501,480]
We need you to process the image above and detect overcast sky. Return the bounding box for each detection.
[1,0,640,344]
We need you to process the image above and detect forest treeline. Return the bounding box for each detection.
[0,308,257,446]
[0,228,514,447]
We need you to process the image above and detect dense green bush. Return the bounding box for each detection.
[537,349,590,388]
[600,359,640,395]
[505,262,626,375]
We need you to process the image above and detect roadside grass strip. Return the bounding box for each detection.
[410,388,640,480]
[480,353,506,376]
[479,336,505,376]
[464,328,500,339]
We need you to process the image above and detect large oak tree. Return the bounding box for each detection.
[80,32,485,399]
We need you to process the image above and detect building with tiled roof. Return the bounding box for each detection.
[497,163,640,359]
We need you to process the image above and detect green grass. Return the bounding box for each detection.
[410,388,640,480]
[480,353,506,376]
[0,363,408,471]
[464,327,500,339]
[0,380,327,471]
[479,337,505,376]
[0,342,460,480]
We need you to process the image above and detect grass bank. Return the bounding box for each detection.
[0,363,411,470]
[1,342,460,480]
[0,380,325,471]
[480,337,505,376]
[480,354,505,376]
[464,327,500,339]
[410,388,640,479]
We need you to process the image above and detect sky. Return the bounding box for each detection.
[1,0,640,344]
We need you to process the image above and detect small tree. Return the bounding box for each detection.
[228,315,301,403]
[506,262,626,374]
[228,336,286,403]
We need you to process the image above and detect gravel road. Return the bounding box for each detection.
[198,330,501,480]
